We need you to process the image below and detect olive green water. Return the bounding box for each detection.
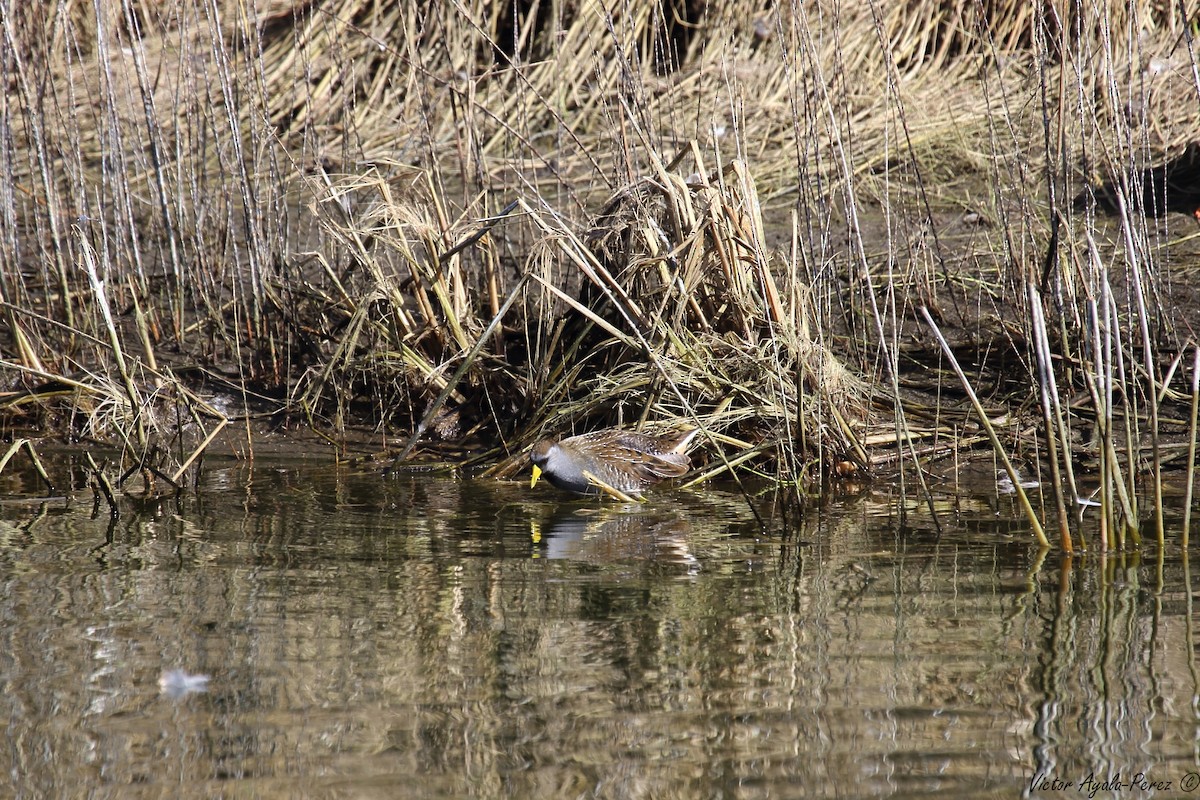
[1,455,1197,799]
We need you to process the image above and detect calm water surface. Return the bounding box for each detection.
[0,455,1197,799]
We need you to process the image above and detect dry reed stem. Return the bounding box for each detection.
[1185,345,1200,549]
[1029,282,1075,552]
[0,439,53,494]
[921,305,1050,548]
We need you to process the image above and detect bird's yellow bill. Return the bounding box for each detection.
[530,465,542,488]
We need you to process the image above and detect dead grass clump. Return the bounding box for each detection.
[287,168,526,452]
[0,319,228,511]
[487,152,870,487]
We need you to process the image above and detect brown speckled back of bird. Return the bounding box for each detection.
[568,429,695,488]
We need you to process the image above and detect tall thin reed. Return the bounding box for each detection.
[1028,283,1074,552]
[1115,193,1165,546]
[1184,346,1200,549]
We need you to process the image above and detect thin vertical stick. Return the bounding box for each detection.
[1028,283,1073,552]
[1116,192,1164,546]
[1184,345,1200,549]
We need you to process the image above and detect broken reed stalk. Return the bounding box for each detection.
[171,416,230,485]
[85,452,119,518]
[1108,288,1142,549]
[920,305,1050,548]
[1028,283,1075,552]
[1078,289,1111,545]
[1082,253,1139,550]
[1116,193,1165,547]
[1184,345,1200,549]
[0,439,54,495]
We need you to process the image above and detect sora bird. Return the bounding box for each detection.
[529,428,700,497]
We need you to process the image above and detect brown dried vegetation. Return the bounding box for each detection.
[2,1,1199,546]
